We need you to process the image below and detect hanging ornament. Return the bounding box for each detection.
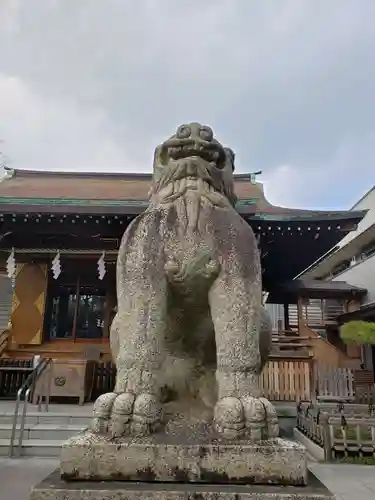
[98,251,106,280]
[6,248,16,280]
[51,251,61,280]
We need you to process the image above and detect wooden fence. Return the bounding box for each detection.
[91,359,313,403]
[325,415,375,459]
[91,360,116,400]
[90,362,371,404]
[261,359,312,401]
[316,367,355,402]
[0,359,33,399]
[297,403,375,460]
[298,401,373,417]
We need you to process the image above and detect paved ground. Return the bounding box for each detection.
[0,458,374,499]
[310,463,375,500]
[0,457,59,500]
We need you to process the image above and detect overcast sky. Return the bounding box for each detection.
[0,1,374,210]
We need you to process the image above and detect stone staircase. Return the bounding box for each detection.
[0,403,92,457]
[0,403,297,458]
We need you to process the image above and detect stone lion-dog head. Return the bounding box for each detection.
[149,122,237,207]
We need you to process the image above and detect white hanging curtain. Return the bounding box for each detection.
[51,251,61,280]
[98,251,106,280]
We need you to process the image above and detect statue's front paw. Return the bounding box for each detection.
[90,392,163,438]
[214,396,279,441]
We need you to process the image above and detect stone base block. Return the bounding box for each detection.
[61,428,307,485]
[31,469,335,500]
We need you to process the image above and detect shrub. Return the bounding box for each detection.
[340,320,375,344]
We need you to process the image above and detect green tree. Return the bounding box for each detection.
[340,320,375,344]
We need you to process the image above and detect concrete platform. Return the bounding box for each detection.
[31,469,335,500]
[61,427,307,485]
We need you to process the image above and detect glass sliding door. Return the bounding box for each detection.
[44,272,109,341]
[74,293,106,340]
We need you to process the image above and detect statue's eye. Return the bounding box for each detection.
[200,126,213,141]
[176,125,191,139]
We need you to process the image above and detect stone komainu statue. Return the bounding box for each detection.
[92,123,278,440]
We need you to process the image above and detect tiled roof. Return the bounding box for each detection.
[0,170,152,200]
[0,168,366,222]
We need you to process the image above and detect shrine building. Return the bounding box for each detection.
[0,168,368,404]
[0,167,364,354]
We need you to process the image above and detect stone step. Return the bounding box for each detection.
[0,423,86,440]
[0,412,91,426]
[0,438,64,457]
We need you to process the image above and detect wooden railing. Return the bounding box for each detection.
[271,334,312,357]
[299,323,359,369]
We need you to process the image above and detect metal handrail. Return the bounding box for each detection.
[9,357,53,457]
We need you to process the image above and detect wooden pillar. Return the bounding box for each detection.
[283,303,290,332]
[297,297,304,334]
[10,262,48,346]
[71,275,80,343]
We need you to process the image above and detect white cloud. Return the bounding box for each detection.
[0,0,374,208]
[0,75,140,172]
[263,132,375,210]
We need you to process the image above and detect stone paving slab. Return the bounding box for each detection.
[0,457,59,500]
[310,463,375,500]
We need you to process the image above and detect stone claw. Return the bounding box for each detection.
[214,396,279,441]
[90,392,163,438]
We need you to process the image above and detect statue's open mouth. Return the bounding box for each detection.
[160,138,226,170]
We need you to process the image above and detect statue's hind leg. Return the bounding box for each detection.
[91,271,168,438]
[209,273,279,440]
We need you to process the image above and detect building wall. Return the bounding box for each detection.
[336,187,375,249]
[0,274,12,332]
[333,254,375,305]
[265,303,284,331]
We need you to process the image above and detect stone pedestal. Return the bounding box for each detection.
[61,427,307,485]
[32,469,335,500]
[30,410,335,499]
[29,424,336,500]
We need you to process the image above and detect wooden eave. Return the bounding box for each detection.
[338,302,375,324]
[268,279,367,304]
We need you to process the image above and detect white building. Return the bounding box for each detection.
[298,186,375,370]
